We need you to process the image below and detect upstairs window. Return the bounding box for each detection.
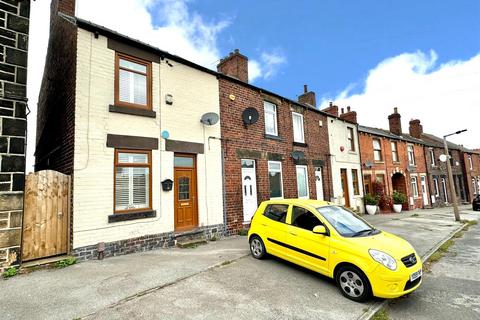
[347,127,355,151]
[292,112,305,143]
[469,155,473,170]
[373,139,382,161]
[433,177,440,196]
[408,145,416,166]
[391,141,399,162]
[115,53,152,109]
[430,148,436,166]
[114,150,151,213]
[264,101,278,136]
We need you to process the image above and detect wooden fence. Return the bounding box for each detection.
[22,170,70,261]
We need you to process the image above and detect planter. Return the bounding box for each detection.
[366,205,378,215]
[393,204,403,213]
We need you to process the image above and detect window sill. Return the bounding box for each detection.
[109,105,156,118]
[108,210,156,223]
[293,141,308,148]
[265,134,282,141]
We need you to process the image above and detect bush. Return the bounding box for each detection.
[364,193,379,206]
[2,267,18,279]
[392,191,407,204]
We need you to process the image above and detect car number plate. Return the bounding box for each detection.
[410,269,422,282]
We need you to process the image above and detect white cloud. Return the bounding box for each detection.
[76,0,230,68]
[249,50,287,82]
[26,0,51,173]
[319,50,480,149]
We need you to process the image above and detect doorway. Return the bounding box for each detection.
[340,169,350,207]
[315,167,324,201]
[241,159,257,222]
[174,154,198,231]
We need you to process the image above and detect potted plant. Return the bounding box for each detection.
[364,193,379,215]
[392,191,407,213]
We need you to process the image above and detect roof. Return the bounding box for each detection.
[72,16,357,125]
[358,125,425,145]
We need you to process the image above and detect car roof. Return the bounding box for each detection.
[263,199,333,208]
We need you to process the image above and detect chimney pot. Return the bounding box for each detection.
[394,107,398,114]
[388,108,402,135]
[298,85,316,107]
[341,108,345,114]
[329,101,333,107]
[347,106,351,112]
[234,49,239,53]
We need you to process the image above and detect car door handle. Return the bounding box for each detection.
[261,223,267,227]
[289,231,298,236]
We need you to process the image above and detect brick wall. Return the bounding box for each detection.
[0,0,30,271]
[359,132,429,211]
[219,78,331,233]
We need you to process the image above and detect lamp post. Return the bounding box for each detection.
[443,129,467,221]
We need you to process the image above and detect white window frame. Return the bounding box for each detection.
[295,165,309,199]
[391,141,399,162]
[429,148,436,166]
[433,177,440,197]
[408,145,416,166]
[411,176,419,197]
[268,161,283,199]
[373,139,382,161]
[472,178,477,195]
[469,156,473,170]
[347,127,356,152]
[292,112,305,143]
[264,101,278,136]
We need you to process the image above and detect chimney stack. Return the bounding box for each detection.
[388,107,402,136]
[322,101,339,117]
[217,49,249,83]
[409,119,423,139]
[339,105,357,123]
[298,84,316,107]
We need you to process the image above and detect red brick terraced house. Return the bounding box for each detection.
[359,108,431,211]
[407,119,469,206]
[217,50,336,234]
[462,149,480,202]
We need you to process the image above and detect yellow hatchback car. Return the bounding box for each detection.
[248,199,422,302]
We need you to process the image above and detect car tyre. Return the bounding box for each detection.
[336,265,372,302]
[249,235,267,260]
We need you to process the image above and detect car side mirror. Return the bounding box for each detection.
[313,225,327,235]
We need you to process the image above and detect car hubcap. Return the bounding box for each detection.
[339,271,364,298]
[250,239,263,257]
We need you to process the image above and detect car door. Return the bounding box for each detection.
[259,203,290,260]
[285,205,330,275]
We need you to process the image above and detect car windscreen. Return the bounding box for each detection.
[316,206,377,237]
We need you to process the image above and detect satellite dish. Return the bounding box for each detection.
[364,161,373,168]
[291,151,305,161]
[200,112,219,126]
[242,107,259,125]
[439,154,447,162]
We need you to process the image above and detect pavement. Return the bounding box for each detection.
[387,220,480,320]
[0,205,478,320]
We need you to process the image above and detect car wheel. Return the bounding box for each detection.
[249,235,266,259]
[336,266,372,302]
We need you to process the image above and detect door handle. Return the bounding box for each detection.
[289,231,298,236]
[261,223,267,227]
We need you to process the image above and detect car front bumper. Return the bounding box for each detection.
[368,257,423,299]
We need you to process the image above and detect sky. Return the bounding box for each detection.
[26,0,480,171]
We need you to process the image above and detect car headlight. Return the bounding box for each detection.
[369,249,397,271]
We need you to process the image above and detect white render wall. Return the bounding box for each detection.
[73,29,223,248]
[327,116,364,213]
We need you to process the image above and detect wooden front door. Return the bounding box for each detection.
[341,169,351,208]
[22,170,71,261]
[174,154,198,231]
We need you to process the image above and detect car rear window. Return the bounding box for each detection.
[263,204,288,223]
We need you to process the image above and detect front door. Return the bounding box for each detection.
[241,159,258,222]
[341,169,351,207]
[315,167,324,201]
[420,176,429,206]
[174,154,198,231]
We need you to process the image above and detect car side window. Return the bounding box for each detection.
[263,204,288,223]
[291,206,322,231]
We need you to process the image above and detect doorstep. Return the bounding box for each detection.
[21,255,73,269]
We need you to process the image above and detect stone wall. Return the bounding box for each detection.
[0,0,29,271]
